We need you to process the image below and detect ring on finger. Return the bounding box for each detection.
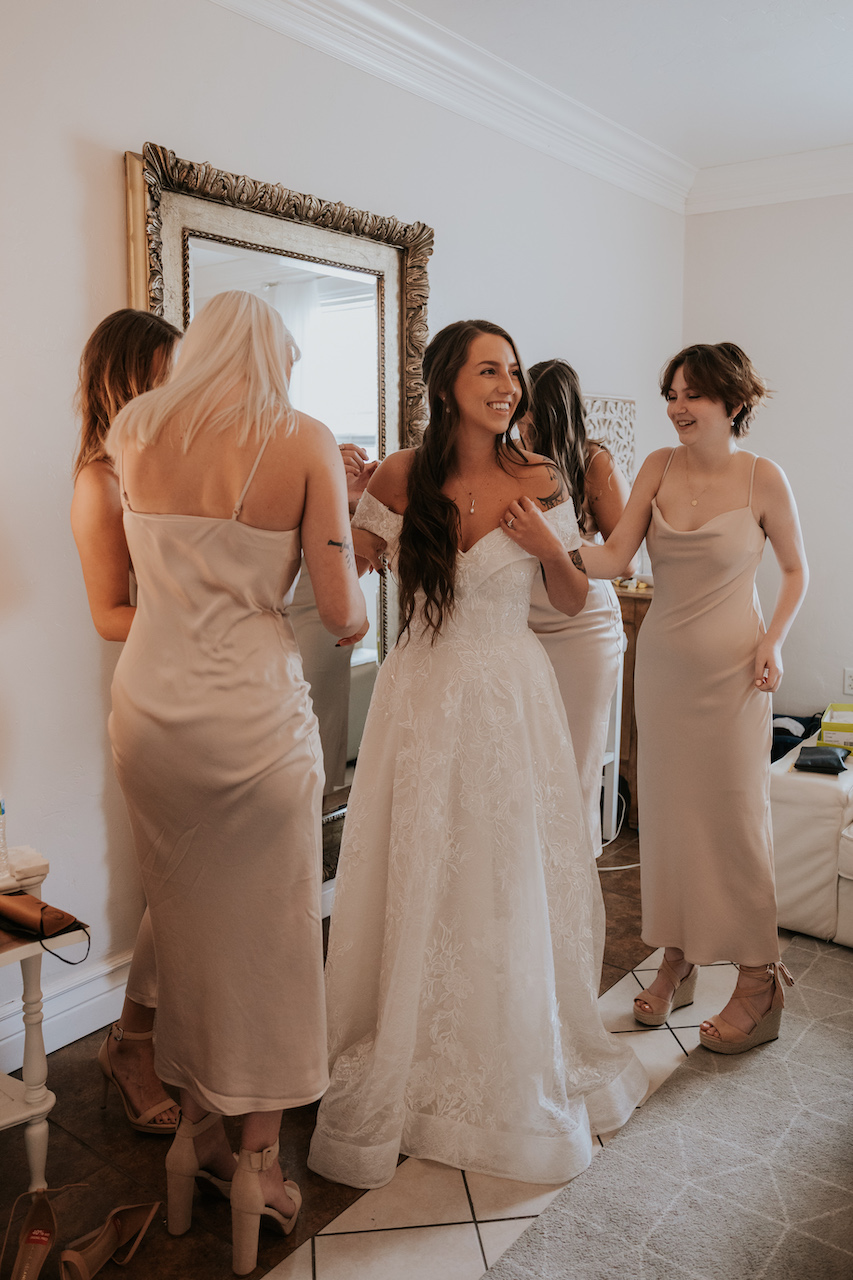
[506,516,515,528]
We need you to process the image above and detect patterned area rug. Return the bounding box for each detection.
[487,936,853,1280]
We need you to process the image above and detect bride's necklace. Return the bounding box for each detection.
[685,450,736,507]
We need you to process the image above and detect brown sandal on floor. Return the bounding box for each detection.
[699,962,794,1055]
[633,955,698,1027]
[0,1189,57,1280]
[59,1202,160,1280]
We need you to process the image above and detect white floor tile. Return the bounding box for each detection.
[598,968,648,1032]
[464,1170,566,1221]
[671,1023,701,1052]
[314,1222,485,1280]
[479,1216,536,1267]
[633,947,664,971]
[668,962,737,1028]
[319,1158,471,1233]
[627,1027,688,1101]
[264,1240,313,1279]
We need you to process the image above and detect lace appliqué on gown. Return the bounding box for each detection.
[308,497,648,1187]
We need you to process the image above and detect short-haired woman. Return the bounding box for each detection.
[582,343,808,1053]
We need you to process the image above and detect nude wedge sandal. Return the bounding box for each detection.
[633,956,698,1027]
[699,962,794,1054]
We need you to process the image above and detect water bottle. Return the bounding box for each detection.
[0,789,11,879]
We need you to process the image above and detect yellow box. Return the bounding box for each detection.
[819,703,853,750]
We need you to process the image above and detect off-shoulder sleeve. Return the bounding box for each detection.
[546,500,582,553]
[353,490,404,553]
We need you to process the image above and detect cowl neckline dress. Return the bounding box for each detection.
[635,451,780,965]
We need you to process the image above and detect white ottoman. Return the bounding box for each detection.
[771,738,853,944]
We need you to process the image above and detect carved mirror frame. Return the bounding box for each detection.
[124,142,434,665]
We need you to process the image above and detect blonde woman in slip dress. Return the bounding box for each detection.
[522,360,631,855]
[106,291,367,1274]
[582,343,807,1054]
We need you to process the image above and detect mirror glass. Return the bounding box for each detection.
[126,143,433,815]
[190,237,382,795]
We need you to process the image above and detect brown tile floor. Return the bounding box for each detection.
[0,830,651,1279]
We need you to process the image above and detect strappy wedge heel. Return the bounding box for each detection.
[231,1140,301,1276]
[59,1202,160,1280]
[699,961,794,1054]
[166,1112,235,1236]
[97,1024,178,1134]
[633,955,698,1026]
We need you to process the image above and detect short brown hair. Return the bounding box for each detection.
[74,309,182,478]
[660,342,768,438]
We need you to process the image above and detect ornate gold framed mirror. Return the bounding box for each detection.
[125,143,433,826]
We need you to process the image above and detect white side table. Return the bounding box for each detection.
[1,847,88,1191]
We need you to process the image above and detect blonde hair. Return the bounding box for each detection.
[107,291,300,457]
[73,309,181,479]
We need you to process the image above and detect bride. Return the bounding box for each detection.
[308,320,647,1189]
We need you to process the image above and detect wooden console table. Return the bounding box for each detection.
[1,847,88,1191]
[615,584,654,829]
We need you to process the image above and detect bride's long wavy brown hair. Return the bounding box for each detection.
[398,320,531,642]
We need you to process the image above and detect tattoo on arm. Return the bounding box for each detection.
[328,538,356,572]
[537,466,568,511]
[569,549,588,576]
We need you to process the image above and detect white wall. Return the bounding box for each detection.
[0,0,683,1061]
[684,195,853,714]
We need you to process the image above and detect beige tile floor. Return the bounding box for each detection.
[266,950,752,1280]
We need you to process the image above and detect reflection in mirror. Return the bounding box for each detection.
[125,143,433,827]
[191,238,381,794]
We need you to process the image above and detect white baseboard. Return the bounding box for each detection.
[0,951,131,1074]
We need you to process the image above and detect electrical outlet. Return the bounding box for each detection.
[844,668,853,697]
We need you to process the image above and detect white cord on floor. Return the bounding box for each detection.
[597,792,640,870]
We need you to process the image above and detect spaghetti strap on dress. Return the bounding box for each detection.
[635,450,779,965]
[109,439,327,1112]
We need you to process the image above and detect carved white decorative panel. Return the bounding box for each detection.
[584,396,636,482]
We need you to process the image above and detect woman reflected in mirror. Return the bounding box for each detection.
[71,309,182,1135]
[521,359,632,856]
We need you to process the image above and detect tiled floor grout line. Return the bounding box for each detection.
[310,1232,317,1280]
[461,1170,488,1270]
[320,1219,482,1236]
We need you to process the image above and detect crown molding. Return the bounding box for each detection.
[686,144,853,215]
[208,0,695,213]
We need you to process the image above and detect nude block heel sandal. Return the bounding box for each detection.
[231,1141,301,1277]
[166,1111,234,1236]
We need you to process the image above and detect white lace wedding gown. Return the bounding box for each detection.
[307,493,648,1188]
